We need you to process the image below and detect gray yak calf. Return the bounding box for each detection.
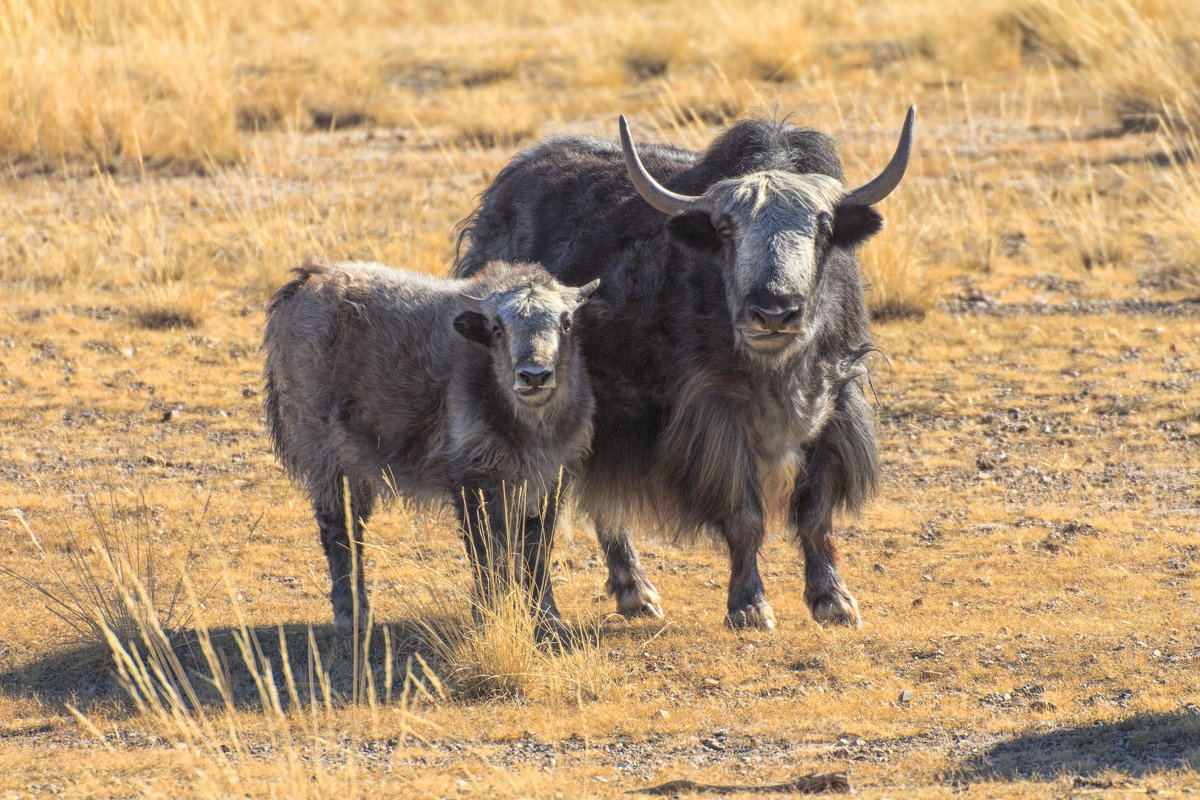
[263,257,600,633]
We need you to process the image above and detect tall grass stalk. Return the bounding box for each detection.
[0,487,203,648]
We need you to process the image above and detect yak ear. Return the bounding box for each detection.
[453,311,492,345]
[831,204,883,249]
[666,211,720,251]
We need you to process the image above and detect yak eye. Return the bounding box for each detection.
[816,212,834,237]
[560,313,572,332]
[492,322,505,338]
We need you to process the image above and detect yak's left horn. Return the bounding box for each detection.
[841,106,916,207]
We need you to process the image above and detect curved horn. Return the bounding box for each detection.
[619,115,705,216]
[841,105,916,207]
[576,278,601,302]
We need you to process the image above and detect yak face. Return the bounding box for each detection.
[666,172,882,361]
[618,108,913,365]
[453,277,601,407]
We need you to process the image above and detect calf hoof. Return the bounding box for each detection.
[725,601,776,631]
[807,587,861,627]
[613,581,664,619]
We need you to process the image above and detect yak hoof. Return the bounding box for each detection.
[615,582,664,619]
[808,589,861,627]
[333,607,370,636]
[725,601,776,631]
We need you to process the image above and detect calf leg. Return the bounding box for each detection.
[521,499,563,625]
[721,516,775,631]
[314,475,375,634]
[454,488,506,612]
[596,522,662,619]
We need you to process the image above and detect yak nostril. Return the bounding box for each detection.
[748,303,801,331]
[517,367,554,389]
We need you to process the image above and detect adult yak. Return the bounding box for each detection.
[454,107,914,630]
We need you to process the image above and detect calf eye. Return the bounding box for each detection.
[560,313,572,332]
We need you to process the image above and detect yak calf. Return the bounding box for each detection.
[263,257,600,632]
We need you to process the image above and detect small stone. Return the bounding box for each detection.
[699,737,724,751]
[703,677,721,688]
[160,408,180,422]
[899,690,914,703]
[873,563,887,574]
[1030,700,1058,713]
[654,709,669,720]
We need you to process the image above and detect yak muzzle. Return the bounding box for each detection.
[514,365,557,403]
[739,295,805,352]
[746,300,802,332]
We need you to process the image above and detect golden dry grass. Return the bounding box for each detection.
[2,0,1200,797]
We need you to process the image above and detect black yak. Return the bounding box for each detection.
[454,108,914,629]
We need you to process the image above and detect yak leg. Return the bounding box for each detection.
[721,516,775,631]
[596,521,663,619]
[791,387,875,627]
[314,475,374,634]
[796,509,859,626]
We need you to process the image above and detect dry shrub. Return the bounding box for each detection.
[0,487,201,688]
[388,492,613,705]
[1142,129,1200,291]
[989,0,1200,133]
[0,0,242,170]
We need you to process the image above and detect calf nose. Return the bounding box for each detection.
[747,302,802,331]
[516,366,555,389]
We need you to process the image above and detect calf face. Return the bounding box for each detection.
[453,277,601,408]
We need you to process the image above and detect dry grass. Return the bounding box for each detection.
[1,0,1200,797]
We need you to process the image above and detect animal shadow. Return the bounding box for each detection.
[0,613,605,716]
[958,710,1200,781]
[0,619,442,715]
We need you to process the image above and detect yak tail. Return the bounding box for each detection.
[261,259,327,477]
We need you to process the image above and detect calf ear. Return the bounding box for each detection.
[453,311,492,345]
[666,211,720,251]
[831,204,884,249]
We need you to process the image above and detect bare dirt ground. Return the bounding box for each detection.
[2,2,1199,797]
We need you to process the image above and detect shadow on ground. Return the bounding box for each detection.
[0,618,455,714]
[960,711,1200,781]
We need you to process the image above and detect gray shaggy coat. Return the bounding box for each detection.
[263,257,599,631]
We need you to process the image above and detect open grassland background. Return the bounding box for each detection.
[2,0,1199,796]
